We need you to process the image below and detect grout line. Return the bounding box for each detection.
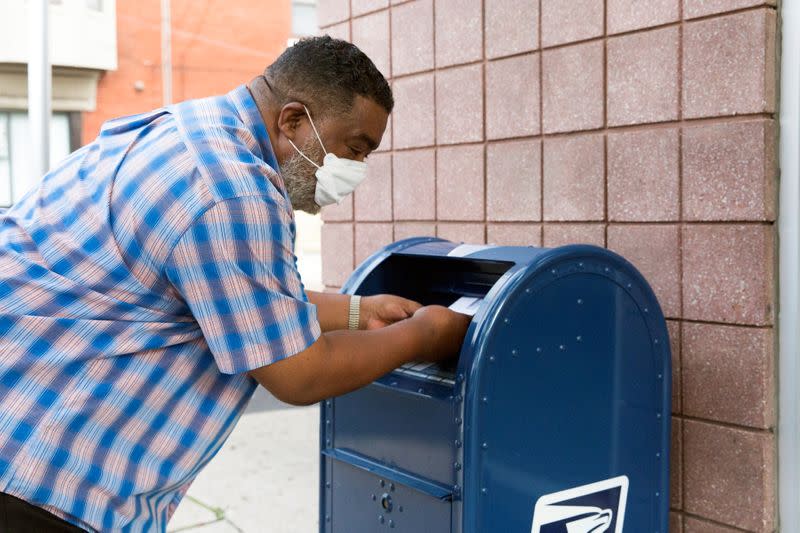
[377,111,773,153]
[345,4,386,21]
[387,1,395,242]
[538,0,545,238]
[328,219,776,226]
[603,0,609,249]
[431,0,438,238]
[482,0,488,243]
[349,0,356,269]
[675,316,775,329]
[674,413,775,434]
[676,1,686,514]
[678,511,754,533]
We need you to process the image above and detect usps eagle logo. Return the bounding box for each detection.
[530,476,629,533]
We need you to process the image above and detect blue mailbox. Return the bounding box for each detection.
[319,237,671,533]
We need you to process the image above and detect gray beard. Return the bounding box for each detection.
[280,138,324,215]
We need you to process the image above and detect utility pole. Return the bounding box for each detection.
[161,0,172,105]
[28,0,51,179]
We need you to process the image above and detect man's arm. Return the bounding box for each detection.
[248,305,470,406]
[306,291,350,331]
[306,290,422,332]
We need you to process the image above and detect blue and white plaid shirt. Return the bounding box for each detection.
[0,85,321,531]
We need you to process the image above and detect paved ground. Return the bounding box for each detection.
[167,387,319,533]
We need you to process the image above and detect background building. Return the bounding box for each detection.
[0,0,323,292]
[317,1,782,531]
[82,0,293,144]
[0,0,116,207]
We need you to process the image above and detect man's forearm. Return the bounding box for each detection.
[249,318,426,405]
[306,290,350,332]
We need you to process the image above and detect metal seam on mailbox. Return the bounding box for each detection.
[322,448,454,501]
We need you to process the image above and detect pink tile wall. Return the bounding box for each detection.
[607,27,679,126]
[487,54,540,139]
[434,0,482,67]
[437,144,484,220]
[487,139,541,221]
[485,0,538,59]
[608,127,680,221]
[542,42,604,133]
[543,133,605,220]
[319,1,779,529]
[391,0,433,76]
[541,0,604,47]
[607,0,679,33]
[683,10,776,119]
[436,64,484,144]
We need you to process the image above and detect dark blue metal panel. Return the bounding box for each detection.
[333,385,458,486]
[329,460,452,533]
[323,448,453,500]
[463,247,671,533]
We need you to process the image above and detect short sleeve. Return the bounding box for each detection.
[164,195,321,374]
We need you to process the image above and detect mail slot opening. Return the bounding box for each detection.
[352,253,514,307]
[353,253,514,388]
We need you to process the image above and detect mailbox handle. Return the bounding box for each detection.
[322,448,454,501]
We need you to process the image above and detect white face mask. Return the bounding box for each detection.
[286,105,368,207]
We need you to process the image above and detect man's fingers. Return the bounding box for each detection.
[401,298,423,316]
[390,303,413,320]
[373,295,423,322]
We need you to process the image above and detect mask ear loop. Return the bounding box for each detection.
[287,138,321,169]
[302,104,328,155]
[285,104,329,169]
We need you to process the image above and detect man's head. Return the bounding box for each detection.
[250,36,392,214]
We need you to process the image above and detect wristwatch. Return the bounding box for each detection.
[348,295,361,330]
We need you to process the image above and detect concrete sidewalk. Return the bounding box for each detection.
[167,387,319,533]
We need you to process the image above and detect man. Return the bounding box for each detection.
[0,36,470,531]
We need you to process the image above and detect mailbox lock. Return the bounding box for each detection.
[380,493,393,512]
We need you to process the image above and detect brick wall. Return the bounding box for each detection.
[82,0,291,145]
[318,0,779,531]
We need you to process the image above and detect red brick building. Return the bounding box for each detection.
[82,0,293,144]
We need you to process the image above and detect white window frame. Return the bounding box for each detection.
[0,110,71,207]
[0,113,11,208]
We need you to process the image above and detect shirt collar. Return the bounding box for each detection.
[228,84,280,172]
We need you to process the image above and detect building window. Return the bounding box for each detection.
[291,0,317,38]
[0,112,71,207]
[0,115,10,207]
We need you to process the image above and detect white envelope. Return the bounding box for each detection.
[449,296,482,316]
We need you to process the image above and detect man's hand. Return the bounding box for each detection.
[409,305,473,363]
[360,295,422,329]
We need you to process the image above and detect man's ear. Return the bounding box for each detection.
[277,102,309,142]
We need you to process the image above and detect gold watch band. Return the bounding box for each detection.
[348,295,361,330]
